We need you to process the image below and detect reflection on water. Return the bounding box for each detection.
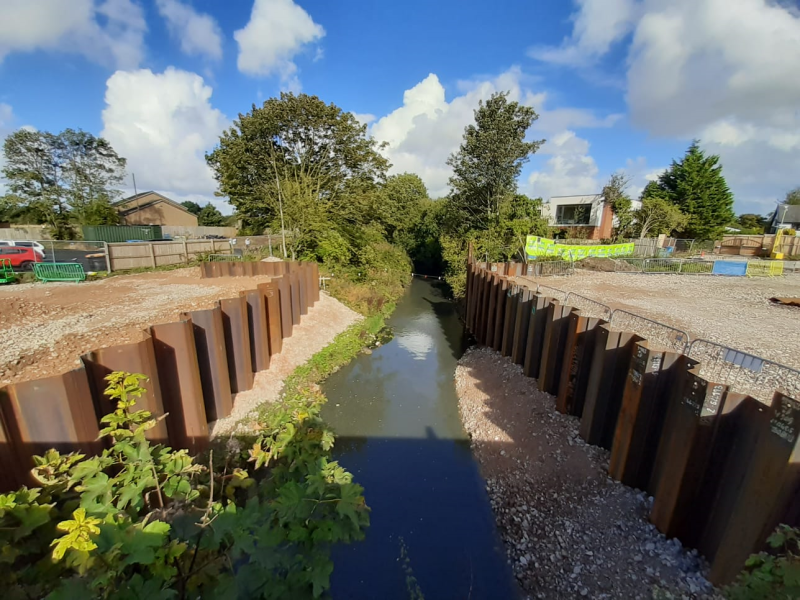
[395,312,437,361]
[322,279,518,599]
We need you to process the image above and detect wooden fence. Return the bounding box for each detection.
[0,261,320,491]
[718,234,800,257]
[466,260,800,586]
[108,239,234,270]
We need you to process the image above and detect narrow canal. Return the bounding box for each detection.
[322,278,518,599]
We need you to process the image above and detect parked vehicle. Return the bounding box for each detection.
[0,240,46,258]
[0,246,44,270]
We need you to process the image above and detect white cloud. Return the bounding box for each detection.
[234,0,324,87]
[352,112,376,127]
[531,0,800,212]
[0,103,16,195]
[0,0,146,69]
[529,0,638,66]
[619,156,666,199]
[101,68,229,209]
[369,67,617,198]
[156,0,223,61]
[525,131,600,200]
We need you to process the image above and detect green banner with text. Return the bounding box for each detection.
[525,236,634,261]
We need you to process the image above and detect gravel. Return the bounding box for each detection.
[456,346,721,600]
[0,267,278,385]
[515,271,800,369]
[212,292,361,436]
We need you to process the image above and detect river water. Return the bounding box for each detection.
[322,278,518,599]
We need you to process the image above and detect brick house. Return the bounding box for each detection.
[115,191,198,227]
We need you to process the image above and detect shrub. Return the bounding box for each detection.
[0,372,368,599]
[725,524,800,600]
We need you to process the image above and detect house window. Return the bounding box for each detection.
[555,204,591,225]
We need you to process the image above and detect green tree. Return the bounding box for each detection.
[1,128,126,238]
[181,200,202,215]
[634,184,689,238]
[206,92,388,243]
[197,202,225,226]
[446,92,544,232]
[783,187,800,206]
[737,213,767,233]
[378,173,428,241]
[651,141,734,240]
[602,173,633,240]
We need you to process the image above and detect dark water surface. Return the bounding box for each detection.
[322,279,518,599]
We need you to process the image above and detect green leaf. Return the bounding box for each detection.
[336,483,366,528]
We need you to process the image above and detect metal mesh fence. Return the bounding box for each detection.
[530,260,575,277]
[207,254,242,261]
[609,309,690,353]
[687,339,800,404]
[12,240,110,272]
[535,284,568,302]
[564,292,612,320]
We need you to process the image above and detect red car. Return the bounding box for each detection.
[0,246,44,271]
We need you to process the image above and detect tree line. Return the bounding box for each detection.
[0,130,228,238]
[2,91,792,292]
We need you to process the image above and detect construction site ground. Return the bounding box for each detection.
[516,269,800,370]
[0,267,361,391]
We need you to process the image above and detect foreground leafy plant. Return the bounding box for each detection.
[0,371,369,599]
[725,524,800,599]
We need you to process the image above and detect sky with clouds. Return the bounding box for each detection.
[1,0,799,216]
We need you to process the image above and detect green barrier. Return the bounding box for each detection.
[34,262,87,283]
[0,259,16,284]
[525,236,634,261]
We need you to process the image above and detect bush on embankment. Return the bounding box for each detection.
[0,372,368,599]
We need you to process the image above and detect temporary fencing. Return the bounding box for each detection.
[615,257,788,277]
[0,261,320,493]
[464,260,800,587]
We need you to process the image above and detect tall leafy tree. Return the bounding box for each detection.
[634,184,688,238]
[737,213,768,233]
[1,128,125,237]
[783,187,800,206]
[652,141,734,240]
[378,173,428,241]
[206,92,389,242]
[198,203,225,226]
[446,92,544,231]
[181,200,202,215]
[602,173,633,240]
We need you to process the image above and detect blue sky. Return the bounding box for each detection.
[2,0,800,216]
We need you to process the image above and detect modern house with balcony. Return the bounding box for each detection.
[541,194,641,240]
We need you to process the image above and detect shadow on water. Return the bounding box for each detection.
[322,278,519,599]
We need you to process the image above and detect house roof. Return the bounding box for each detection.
[116,191,196,218]
[773,205,800,224]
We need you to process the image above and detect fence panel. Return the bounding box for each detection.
[679,260,714,274]
[687,339,800,403]
[643,258,683,273]
[529,260,574,277]
[615,258,645,272]
[564,292,612,320]
[746,261,785,277]
[609,309,689,353]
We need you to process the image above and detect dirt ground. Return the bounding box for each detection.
[456,347,719,600]
[0,267,279,386]
[212,293,361,436]
[515,270,800,369]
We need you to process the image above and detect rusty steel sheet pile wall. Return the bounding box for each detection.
[465,259,799,586]
[0,262,320,492]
